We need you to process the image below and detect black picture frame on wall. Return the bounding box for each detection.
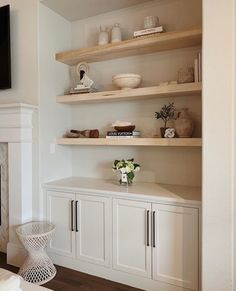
[0,4,11,89]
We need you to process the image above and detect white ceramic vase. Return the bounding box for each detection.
[98,26,109,45]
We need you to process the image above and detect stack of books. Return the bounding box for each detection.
[69,87,97,95]
[133,26,165,38]
[69,83,97,95]
[106,131,141,139]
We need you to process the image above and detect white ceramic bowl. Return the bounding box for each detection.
[112,74,142,89]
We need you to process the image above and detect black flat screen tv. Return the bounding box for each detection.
[0,5,11,89]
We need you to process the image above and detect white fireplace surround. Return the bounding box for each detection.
[0,103,37,267]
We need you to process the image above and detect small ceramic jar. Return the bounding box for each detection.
[177,67,194,84]
[111,23,122,43]
[144,16,159,29]
[98,26,109,45]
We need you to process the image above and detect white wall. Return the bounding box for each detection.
[0,0,39,105]
[202,0,235,290]
[69,0,202,186]
[38,4,72,217]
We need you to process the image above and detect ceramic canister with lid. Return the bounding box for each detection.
[111,23,122,43]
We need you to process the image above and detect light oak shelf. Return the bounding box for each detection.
[56,138,202,147]
[56,27,202,65]
[57,82,202,105]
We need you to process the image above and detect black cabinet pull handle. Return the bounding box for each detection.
[75,201,79,232]
[71,200,74,232]
[147,210,150,246]
[152,211,156,248]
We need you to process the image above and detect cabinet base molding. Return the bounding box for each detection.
[49,252,194,291]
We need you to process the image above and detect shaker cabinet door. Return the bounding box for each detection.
[152,204,199,291]
[75,194,111,267]
[113,199,152,278]
[47,191,76,258]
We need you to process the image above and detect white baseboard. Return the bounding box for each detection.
[7,242,27,267]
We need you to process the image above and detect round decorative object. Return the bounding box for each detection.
[114,125,135,132]
[112,74,142,89]
[144,16,159,29]
[111,23,122,43]
[164,128,176,138]
[177,67,194,84]
[174,108,194,137]
[16,222,56,285]
[98,26,109,45]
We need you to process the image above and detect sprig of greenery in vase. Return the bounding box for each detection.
[112,158,140,184]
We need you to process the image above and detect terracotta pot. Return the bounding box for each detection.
[174,108,194,137]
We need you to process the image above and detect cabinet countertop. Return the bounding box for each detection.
[43,177,201,207]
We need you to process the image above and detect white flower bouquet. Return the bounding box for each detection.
[112,158,140,185]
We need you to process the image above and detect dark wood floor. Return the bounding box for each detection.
[0,252,141,291]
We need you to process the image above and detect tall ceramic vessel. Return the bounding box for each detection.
[111,23,122,43]
[174,108,194,137]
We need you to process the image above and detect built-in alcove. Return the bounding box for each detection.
[38,1,203,289]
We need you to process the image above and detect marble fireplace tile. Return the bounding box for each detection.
[0,143,8,253]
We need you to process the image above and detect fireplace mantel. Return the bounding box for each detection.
[0,103,37,266]
[0,103,36,143]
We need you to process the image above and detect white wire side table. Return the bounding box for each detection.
[16,221,56,285]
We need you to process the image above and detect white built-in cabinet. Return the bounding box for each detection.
[152,204,199,290]
[113,199,152,278]
[113,199,199,291]
[47,191,76,258]
[47,191,111,267]
[45,188,199,291]
[75,194,110,266]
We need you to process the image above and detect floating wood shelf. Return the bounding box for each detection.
[56,27,202,65]
[57,82,202,105]
[56,138,202,147]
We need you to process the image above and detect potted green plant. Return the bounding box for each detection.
[155,102,176,137]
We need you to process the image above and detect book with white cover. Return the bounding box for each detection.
[133,26,164,37]
[106,131,141,138]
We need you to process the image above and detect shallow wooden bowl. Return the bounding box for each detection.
[114,125,136,132]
